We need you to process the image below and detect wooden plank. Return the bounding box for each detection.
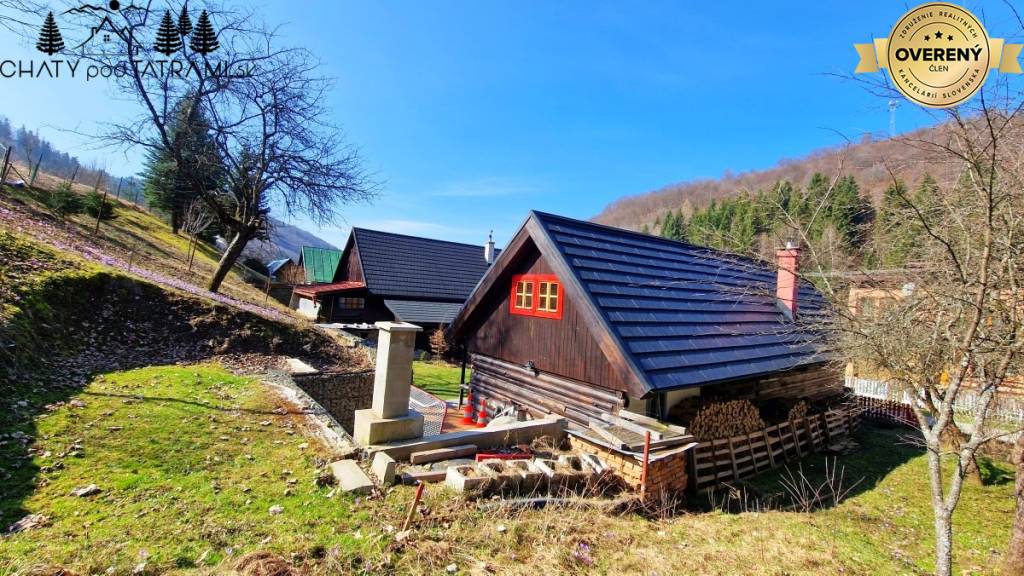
[727,437,739,482]
[599,413,664,440]
[588,421,630,449]
[747,431,760,474]
[616,410,689,436]
[762,429,776,468]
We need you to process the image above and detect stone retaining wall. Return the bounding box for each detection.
[293,371,374,432]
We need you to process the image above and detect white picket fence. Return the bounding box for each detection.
[845,376,1024,433]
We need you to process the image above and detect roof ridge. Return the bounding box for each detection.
[353,227,495,251]
[531,210,773,268]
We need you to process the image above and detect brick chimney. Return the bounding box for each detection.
[484,230,496,265]
[776,241,800,320]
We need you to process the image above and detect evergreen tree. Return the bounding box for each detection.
[178,5,193,37]
[154,10,183,56]
[142,96,223,233]
[640,223,650,235]
[828,175,873,251]
[36,12,64,56]
[875,180,916,267]
[189,10,220,54]
[659,209,687,241]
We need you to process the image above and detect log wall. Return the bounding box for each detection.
[469,354,625,427]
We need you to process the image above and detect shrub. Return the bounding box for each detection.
[47,183,83,219]
[429,325,450,361]
[84,190,115,220]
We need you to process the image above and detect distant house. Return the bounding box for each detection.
[448,211,840,427]
[298,246,343,284]
[266,258,296,282]
[290,229,498,347]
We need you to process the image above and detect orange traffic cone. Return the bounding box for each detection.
[462,392,476,424]
[476,402,488,428]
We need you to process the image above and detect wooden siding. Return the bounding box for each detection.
[464,245,631,393]
[336,239,365,283]
[470,354,625,427]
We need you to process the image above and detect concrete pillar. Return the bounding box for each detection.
[372,322,420,418]
[353,321,425,445]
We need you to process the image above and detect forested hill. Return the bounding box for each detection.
[592,122,955,232]
[591,122,960,271]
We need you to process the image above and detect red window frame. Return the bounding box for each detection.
[509,273,563,320]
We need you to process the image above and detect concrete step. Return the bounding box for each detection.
[330,459,374,494]
[409,444,477,465]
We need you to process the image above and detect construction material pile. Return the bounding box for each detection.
[690,399,765,440]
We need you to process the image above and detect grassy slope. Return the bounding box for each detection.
[0,365,388,574]
[1,364,1013,575]
[0,182,291,315]
[412,361,465,400]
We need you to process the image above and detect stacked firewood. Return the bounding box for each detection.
[689,400,765,440]
[787,400,809,421]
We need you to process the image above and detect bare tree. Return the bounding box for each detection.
[182,198,214,272]
[784,81,1024,576]
[1010,433,1024,575]
[5,1,375,293]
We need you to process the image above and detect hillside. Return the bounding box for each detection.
[234,217,338,262]
[593,123,957,231]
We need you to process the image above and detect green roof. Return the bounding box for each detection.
[300,246,342,284]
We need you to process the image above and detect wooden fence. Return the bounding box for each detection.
[688,407,861,492]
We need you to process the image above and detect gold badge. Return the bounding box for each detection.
[854,2,1023,108]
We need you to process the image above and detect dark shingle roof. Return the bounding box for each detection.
[353,228,497,300]
[384,299,464,325]
[266,258,292,276]
[535,212,831,392]
[300,247,342,284]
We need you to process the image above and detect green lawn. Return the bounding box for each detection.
[0,365,394,574]
[0,363,1015,575]
[412,361,466,401]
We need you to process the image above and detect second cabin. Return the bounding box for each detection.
[449,211,843,430]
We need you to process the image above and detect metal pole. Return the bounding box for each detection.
[458,346,468,408]
[640,431,652,500]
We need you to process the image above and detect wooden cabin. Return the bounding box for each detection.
[449,211,842,428]
[292,228,499,348]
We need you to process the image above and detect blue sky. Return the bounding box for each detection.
[1,1,1022,248]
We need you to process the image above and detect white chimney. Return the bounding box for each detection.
[484,230,495,265]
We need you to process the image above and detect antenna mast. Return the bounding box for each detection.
[888,99,898,138]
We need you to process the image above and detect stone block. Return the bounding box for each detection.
[370,451,397,485]
[409,444,477,465]
[445,465,490,492]
[353,409,424,446]
[505,459,545,492]
[330,460,374,494]
[401,469,449,484]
